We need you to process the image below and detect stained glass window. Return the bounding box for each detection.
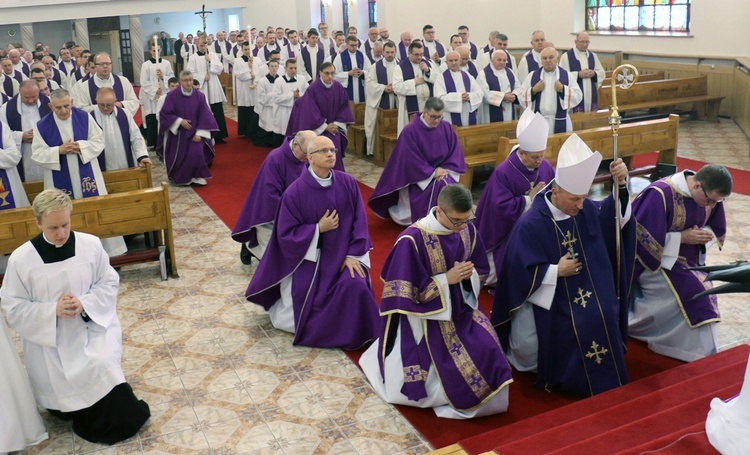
[586,0,690,33]
[320,1,326,23]
[343,0,350,32]
[369,0,378,28]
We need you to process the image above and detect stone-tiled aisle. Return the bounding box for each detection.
[15,114,750,454]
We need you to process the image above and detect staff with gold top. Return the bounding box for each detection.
[608,63,639,297]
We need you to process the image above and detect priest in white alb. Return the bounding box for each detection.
[364,41,398,156]
[559,31,605,113]
[92,87,150,170]
[477,49,519,124]
[433,51,483,127]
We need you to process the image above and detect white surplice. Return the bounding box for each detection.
[364,59,397,155]
[518,67,583,134]
[270,76,309,135]
[0,98,46,181]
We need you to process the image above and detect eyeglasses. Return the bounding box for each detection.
[701,185,725,204]
[410,52,424,58]
[95,62,112,66]
[440,208,475,227]
[309,147,338,155]
[424,112,442,121]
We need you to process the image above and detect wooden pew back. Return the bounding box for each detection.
[350,101,366,126]
[374,108,399,164]
[496,114,679,168]
[598,76,708,108]
[22,164,153,203]
[0,182,178,278]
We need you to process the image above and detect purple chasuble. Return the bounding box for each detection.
[442,70,476,126]
[88,76,124,107]
[158,88,219,185]
[565,48,599,113]
[399,58,434,115]
[377,219,513,409]
[375,60,394,109]
[482,66,516,122]
[0,122,17,209]
[368,115,466,222]
[36,108,99,198]
[90,107,134,170]
[300,46,325,81]
[473,148,554,276]
[339,51,366,101]
[492,192,635,396]
[5,94,51,181]
[231,138,306,245]
[530,67,571,134]
[632,174,726,326]
[245,169,379,349]
[284,79,354,172]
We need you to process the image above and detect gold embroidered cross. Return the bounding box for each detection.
[561,230,578,257]
[574,288,592,308]
[585,341,609,365]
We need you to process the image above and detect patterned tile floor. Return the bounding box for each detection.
[11,111,750,454]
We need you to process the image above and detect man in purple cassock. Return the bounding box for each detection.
[474,110,554,285]
[368,97,466,226]
[245,135,379,349]
[285,62,353,173]
[492,134,634,397]
[360,184,513,419]
[231,130,316,265]
[159,70,218,186]
[630,165,732,362]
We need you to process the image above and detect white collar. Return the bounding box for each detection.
[419,114,436,128]
[308,165,333,186]
[181,88,193,96]
[670,170,694,198]
[42,232,65,248]
[322,81,333,88]
[544,191,572,221]
[420,208,452,232]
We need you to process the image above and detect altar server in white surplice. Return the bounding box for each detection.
[0,189,150,445]
[140,42,174,149]
[364,42,397,156]
[433,51,483,127]
[270,59,309,135]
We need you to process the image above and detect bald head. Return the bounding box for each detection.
[292,130,317,161]
[457,46,470,66]
[400,32,412,47]
[540,47,558,71]
[575,31,590,52]
[445,51,460,72]
[20,79,40,106]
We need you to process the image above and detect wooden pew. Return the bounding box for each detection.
[494,115,680,184]
[597,76,723,122]
[347,101,367,157]
[375,108,399,164]
[0,183,178,281]
[22,164,154,203]
[457,109,612,188]
[600,71,665,87]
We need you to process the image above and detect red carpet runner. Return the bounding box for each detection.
[192,120,748,452]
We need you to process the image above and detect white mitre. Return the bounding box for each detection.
[555,133,602,195]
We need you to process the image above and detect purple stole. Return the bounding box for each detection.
[5,94,51,180]
[531,67,570,134]
[88,76,124,107]
[90,107,134,170]
[469,42,478,60]
[565,48,598,112]
[286,44,296,58]
[483,66,516,122]
[2,76,14,97]
[399,58,433,115]
[429,41,446,58]
[339,51,365,101]
[37,108,100,198]
[74,67,86,82]
[505,50,515,71]
[465,61,478,79]
[374,60,394,109]
[301,46,325,81]
[214,41,231,55]
[364,41,375,63]
[525,51,540,73]
[442,70,476,126]
[51,68,63,86]
[12,70,23,84]
[252,47,260,57]
[81,73,92,83]
[1,92,8,104]
[0,122,17,209]
[483,44,491,54]
[58,61,69,75]
[263,44,280,61]
[397,42,408,62]
[20,63,30,78]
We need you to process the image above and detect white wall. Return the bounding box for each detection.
[33,20,75,52]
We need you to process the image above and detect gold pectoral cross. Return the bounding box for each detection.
[561,230,578,258]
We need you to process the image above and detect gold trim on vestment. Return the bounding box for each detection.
[659,268,721,329]
[636,221,664,272]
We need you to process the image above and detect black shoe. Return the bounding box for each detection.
[240,243,253,265]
